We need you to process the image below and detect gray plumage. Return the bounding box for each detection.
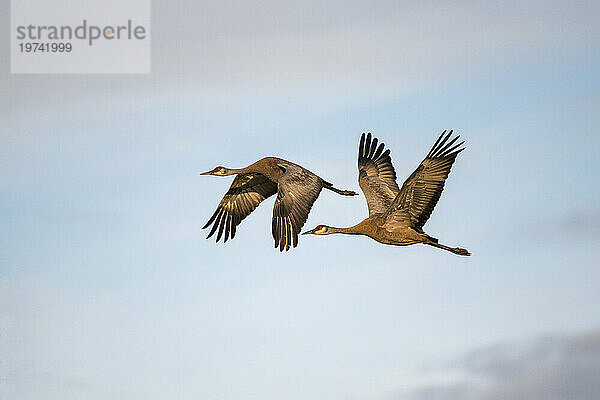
[303,131,471,256]
[201,157,357,251]
[358,132,400,215]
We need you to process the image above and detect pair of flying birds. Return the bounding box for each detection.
[201,131,470,256]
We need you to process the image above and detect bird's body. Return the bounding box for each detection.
[304,131,471,256]
[237,157,295,182]
[316,215,424,245]
[201,156,357,251]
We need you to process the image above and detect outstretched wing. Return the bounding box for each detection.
[272,164,324,251]
[203,173,277,242]
[358,132,401,216]
[389,130,465,230]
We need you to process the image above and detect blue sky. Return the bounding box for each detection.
[1,1,600,399]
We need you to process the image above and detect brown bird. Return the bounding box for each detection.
[201,157,358,251]
[303,131,471,256]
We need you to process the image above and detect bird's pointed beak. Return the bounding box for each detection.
[200,170,212,176]
[302,228,317,235]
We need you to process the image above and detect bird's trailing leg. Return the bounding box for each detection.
[322,181,358,196]
[424,239,471,256]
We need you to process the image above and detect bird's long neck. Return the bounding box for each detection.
[223,167,246,176]
[328,223,366,235]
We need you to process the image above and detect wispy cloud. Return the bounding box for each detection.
[399,330,600,400]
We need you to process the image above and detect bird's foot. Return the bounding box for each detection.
[453,247,471,256]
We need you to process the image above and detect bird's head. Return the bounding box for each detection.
[201,166,230,176]
[302,225,332,235]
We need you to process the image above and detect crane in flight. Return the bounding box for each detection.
[303,131,471,256]
[201,157,357,251]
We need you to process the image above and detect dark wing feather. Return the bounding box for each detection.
[389,130,465,229]
[358,132,401,216]
[272,164,324,251]
[203,173,277,242]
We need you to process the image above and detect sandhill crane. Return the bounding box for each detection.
[303,131,471,256]
[201,157,358,251]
